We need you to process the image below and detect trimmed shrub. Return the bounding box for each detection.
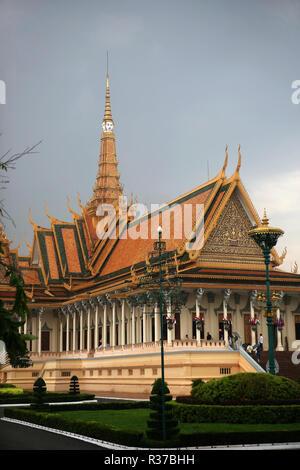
[31,377,47,409]
[191,373,300,404]
[69,376,80,394]
[146,378,179,442]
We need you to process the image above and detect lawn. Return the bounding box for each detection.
[0,387,24,395]
[57,408,300,434]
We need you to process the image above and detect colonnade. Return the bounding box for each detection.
[22,288,290,355]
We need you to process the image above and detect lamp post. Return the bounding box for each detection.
[157,226,166,441]
[248,210,284,375]
[135,226,181,440]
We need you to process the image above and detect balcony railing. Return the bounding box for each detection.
[29,339,227,360]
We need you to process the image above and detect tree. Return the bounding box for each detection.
[32,377,47,409]
[0,139,41,367]
[69,375,80,394]
[146,378,179,442]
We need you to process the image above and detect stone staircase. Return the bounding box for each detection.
[258,351,300,382]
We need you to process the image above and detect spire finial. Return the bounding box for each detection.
[103,53,114,131]
[106,50,109,78]
[262,208,269,226]
[237,144,241,171]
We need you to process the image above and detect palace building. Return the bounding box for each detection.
[1,74,300,397]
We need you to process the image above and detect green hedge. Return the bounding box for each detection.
[0,387,24,395]
[0,392,95,405]
[172,402,300,424]
[4,407,143,447]
[176,395,300,406]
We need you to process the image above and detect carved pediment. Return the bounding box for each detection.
[200,190,264,265]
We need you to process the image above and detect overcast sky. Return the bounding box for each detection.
[1,0,300,271]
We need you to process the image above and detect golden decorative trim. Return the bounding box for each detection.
[66,197,81,220]
[44,202,73,226]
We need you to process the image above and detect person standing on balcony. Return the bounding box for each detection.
[259,334,263,351]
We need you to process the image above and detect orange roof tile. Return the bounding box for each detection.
[62,228,82,273]
[101,187,213,276]
[45,235,60,280]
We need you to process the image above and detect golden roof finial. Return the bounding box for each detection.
[293,261,298,274]
[77,192,86,213]
[28,208,38,231]
[279,246,287,265]
[229,145,242,181]
[66,197,81,220]
[236,144,242,174]
[221,145,228,177]
[103,53,113,125]
[262,208,269,226]
[24,235,32,255]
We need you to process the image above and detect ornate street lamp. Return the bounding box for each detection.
[157,226,166,441]
[248,210,284,375]
[135,226,181,441]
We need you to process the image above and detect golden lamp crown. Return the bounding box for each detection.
[256,291,282,317]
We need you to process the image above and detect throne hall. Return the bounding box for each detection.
[1,74,300,397]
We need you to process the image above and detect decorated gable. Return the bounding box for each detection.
[199,188,264,266]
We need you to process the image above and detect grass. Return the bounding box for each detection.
[0,387,24,395]
[57,408,300,434]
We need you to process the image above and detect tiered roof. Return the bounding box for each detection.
[1,81,300,307]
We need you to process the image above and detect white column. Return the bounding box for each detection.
[143,304,147,343]
[80,309,83,351]
[223,289,231,345]
[38,308,43,355]
[24,313,28,335]
[103,302,107,347]
[59,315,63,352]
[24,313,29,350]
[276,308,284,351]
[250,298,256,346]
[121,299,125,346]
[223,300,228,345]
[94,303,99,348]
[196,296,201,344]
[196,289,204,344]
[139,307,143,343]
[72,311,76,351]
[112,301,116,347]
[136,307,140,343]
[131,305,136,345]
[66,311,70,352]
[87,307,91,352]
[74,303,81,351]
[32,315,38,352]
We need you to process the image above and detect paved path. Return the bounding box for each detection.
[0,418,104,450]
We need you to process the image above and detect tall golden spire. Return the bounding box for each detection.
[103,72,113,125]
[102,53,114,133]
[86,66,123,224]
